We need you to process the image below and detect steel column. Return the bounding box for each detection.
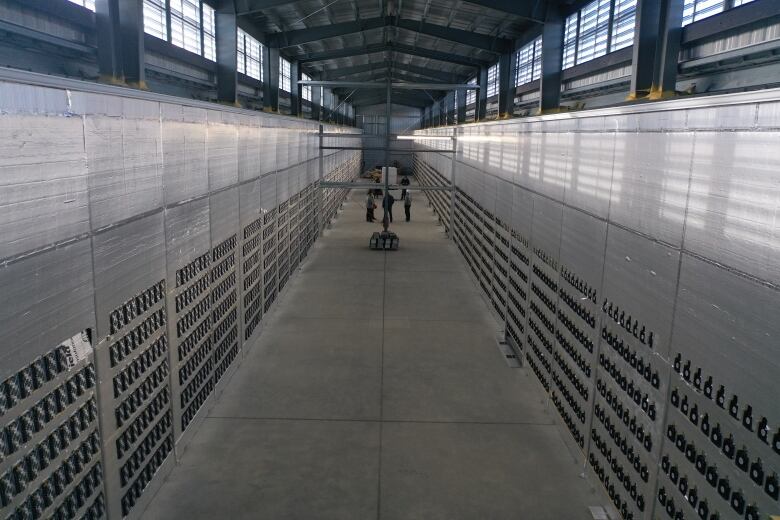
[539,4,564,113]
[629,0,664,98]
[263,45,279,111]
[95,0,145,86]
[95,0,121,81]
[311,84,321,121]
[456,88,466,124]
[651,0,685,99]
[216,1,238,104]
[498,52,513,118]
[629,0,684,100]
[290,60,301,116]
[477,65,488,121]
[383,81,391,231]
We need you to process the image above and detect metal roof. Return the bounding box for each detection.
[237,0,567,106]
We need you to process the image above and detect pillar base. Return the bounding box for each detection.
[98,74,127,87]
[647,88,677,100]
[533,106,570,116]
[127,80,149,91]
[626,90,650,101]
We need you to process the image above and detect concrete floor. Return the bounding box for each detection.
[143,190,606,519]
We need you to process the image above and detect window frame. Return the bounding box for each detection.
[486,63,499,98]
[515,36,542,86]
[169,0,203,56]
[466,77,477,105]
[66,0,96,11]
[237,27,263,81]
[201,2,216,61]
[142,0,218,61]
[302,73,312,102]
[279,57,292,93]
[143,0,168,41]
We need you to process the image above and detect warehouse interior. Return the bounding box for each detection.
[1,0,779,519]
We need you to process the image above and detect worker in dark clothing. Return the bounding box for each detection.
[400,175,410,200]
[382,192,395,223]
[404,191,412,222]
[366,190,376,222]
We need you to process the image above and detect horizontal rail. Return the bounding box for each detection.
[320,182,452,191]
[320,146,455,153]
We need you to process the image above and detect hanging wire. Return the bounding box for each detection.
[290,0,343,26]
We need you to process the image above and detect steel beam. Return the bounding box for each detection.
[349,93,431,108]
[236,0,298,15]
[320,182,453,191]
[299,43,488,68]
[263,45,279,111]
[268,17,387,47]
[461,0,544,22]
[321,62,462,83]
[266,16,511,53]
[390,42,488,68]
[300,80,478,90]
[539,4,564,112]
[216,0,238,104]
[334,71,453,86]
[394,19,512,53]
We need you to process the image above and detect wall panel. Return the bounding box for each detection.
[0,73,360,520]
[414,87,780,520]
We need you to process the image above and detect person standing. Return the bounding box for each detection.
[366,190,376,222]
[400,175,410,200]
[382,192,395,223]
[404,191,412,222]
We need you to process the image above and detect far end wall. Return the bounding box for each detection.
[356,104,421,174]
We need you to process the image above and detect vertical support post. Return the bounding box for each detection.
[477,65,488,121]
[290,60,301,116]
[539,4,564,113]
[382,81,392,232]
[263,45,279,112]
[318,124,325,235]
[311,84,321,121]
[323,89,331,122]
[449,128,457,240]
[629,0,663,98]
[117,0,145,86]
[629,0,684,100]
[456,88,466,124]
[95,0,121,82]
[216,1,238,104]
[95,0,145,86]
[449,93,456,125]
[321,89,328,121]
[498,52,513,118]
[650,0,684,99]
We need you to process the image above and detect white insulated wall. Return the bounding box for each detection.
[0,72,360,520]
[414,90,780,520]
